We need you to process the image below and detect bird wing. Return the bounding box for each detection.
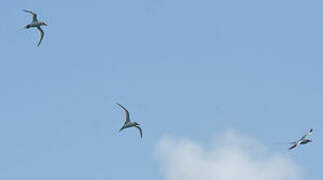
[117,103,130,123]
[300,129,313,140]
[36,27,44,47]
[135,126,143,138]
[119,126,125,132]
[23,9,38,22]
[288,144,297,151]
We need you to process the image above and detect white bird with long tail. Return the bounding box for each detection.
[22,9,47,47]
[117,103,142,139]
[288,129,313,150]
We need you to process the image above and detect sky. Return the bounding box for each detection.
[0,0,322,179]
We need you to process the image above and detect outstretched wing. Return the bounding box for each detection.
[300,129,313,140]
[116,103,130,123]
[23,9,38,22]
[288,144,297,151]
[135,126,143,138]
[36,27,44,47]
[119,126,125,132]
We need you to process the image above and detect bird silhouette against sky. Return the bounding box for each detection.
[117,103,142,139]
[289,129,313,150]
[23,9,47,47]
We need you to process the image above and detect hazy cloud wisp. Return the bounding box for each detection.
[156,130,302,180]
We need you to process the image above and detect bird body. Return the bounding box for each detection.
[117,103,143,138]
[120,122,139,130]
[23,9,47,47]
[300,139,312,144]
[24,21,47,29]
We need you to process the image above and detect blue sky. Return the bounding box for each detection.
[0,0,322,179]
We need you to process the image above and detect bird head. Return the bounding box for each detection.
[135,122,140,126]
[41,22,48,26]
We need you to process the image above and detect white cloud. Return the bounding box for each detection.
[155,130,302,180]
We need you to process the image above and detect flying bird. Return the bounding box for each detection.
[117,103,142,138]
[23,9,47,47]
[288,129,313,150]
